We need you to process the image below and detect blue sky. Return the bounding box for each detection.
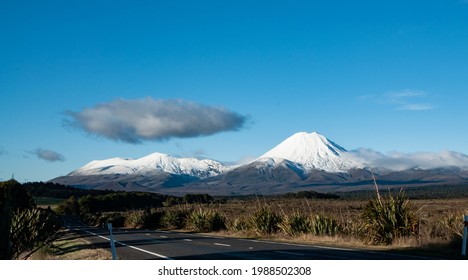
[1,0,468,182]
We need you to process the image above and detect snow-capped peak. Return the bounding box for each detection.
[70,152,229,178]
[258,132,360,172]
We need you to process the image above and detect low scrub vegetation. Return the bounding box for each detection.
[4,179,466,258]
[362,188,418,245]
[62,186,466,255]
[189,208,226,232]
[250,206,282,235]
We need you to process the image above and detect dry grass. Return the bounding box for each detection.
[163,196,468,250]
[28,230,111,260]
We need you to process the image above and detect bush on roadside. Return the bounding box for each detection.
[279,211,310,236]
[362,188,418,245]
[250,206,282,235]
[230,215,250,232]
[123,209,163,229]
[309,213,340,236]
[189,208,226,232]
[161,209,190,229]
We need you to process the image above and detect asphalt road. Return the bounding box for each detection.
[62,216,436,260]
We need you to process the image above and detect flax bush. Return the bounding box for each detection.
[161,209,190,229]
[250,206,282,235]
[309,213,340,236]
[279,211,310,236]
[362,188,418,245]
[230,215,250,232]
[189,208,226,232]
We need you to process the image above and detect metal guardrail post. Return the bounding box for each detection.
[462,215,468,256]
[107,223,117,260]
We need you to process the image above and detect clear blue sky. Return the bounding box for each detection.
[1,0,468,182]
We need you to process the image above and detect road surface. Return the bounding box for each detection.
[62,216,436,260]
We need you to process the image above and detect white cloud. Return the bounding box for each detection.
[65,98,248,144]
[361,89,434,111]
[398,103,434,111]
[347,148,468,171]
[385,90,434,111]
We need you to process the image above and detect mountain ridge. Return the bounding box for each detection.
[51,131,468,195]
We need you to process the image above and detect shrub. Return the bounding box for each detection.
[123,209,163,229]
[189,208,226,232]
[10,208,61,259]
[250,206,282,235]
[362,188,418,245]
[97,212,126,228]
[280,211,311,236]
[1,180,60,259]
[310,213,340,236]
[430,212,464,240]
[230,216,250,232]
[124,210,146,228]
[161,209,190,229]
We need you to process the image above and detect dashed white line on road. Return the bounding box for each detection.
[160,236,168,238]
[213,243,231,247]
[184,239,193,242]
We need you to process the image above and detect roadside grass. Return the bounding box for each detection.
[159,197,468,258]
[58,193,468,259]
[34,197,65,212]
[28,229,111,260]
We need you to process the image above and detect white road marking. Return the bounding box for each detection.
[145,233,151,236]
[115,241,172,260]
[184,239,193,242]
[78,228,172,260]
[71,220,435,261]
[160,236,168,238]
[213,243,231,247]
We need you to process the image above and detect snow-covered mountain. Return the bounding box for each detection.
[70,152,229,178]
[52,131,468,195]
[257,132,361,172]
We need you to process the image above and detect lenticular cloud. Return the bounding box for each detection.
[66,98,248,143]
